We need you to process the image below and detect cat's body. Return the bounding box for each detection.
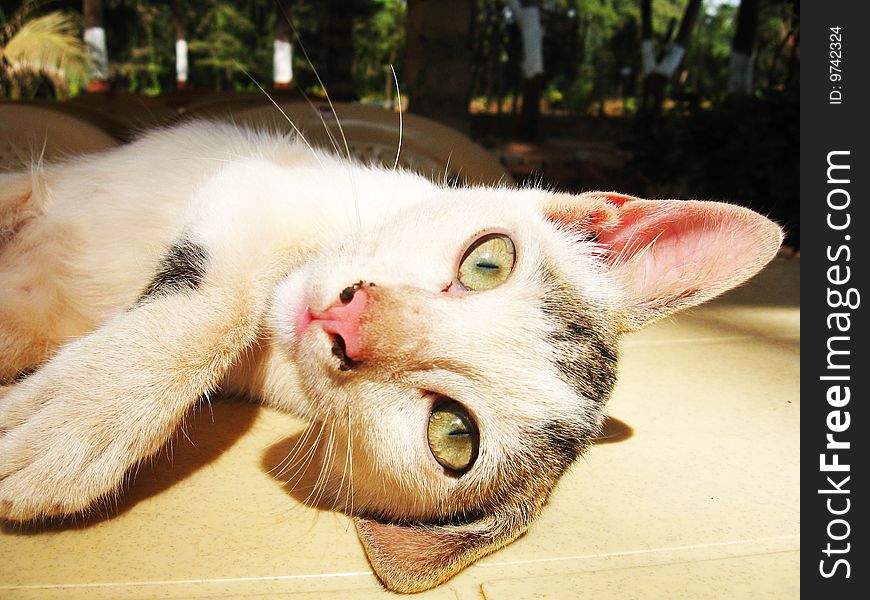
[0,121,782,592]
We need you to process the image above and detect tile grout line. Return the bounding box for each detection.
[624,333,799,347]
[624,335,754,346]
[0,571,375,591]
[475,534,800,568]
[1,534,800,590]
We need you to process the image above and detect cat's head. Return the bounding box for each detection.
[269,186,781,592]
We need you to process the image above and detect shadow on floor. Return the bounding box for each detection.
[708,258,800,308]
[2,397,259,534]
[261,415,634,513]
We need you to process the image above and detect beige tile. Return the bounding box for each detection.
[625,258,800,345]
[467,335,799,570]
[0,260,799,598]
[481,551,800,599]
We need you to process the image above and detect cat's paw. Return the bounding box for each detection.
[0,376,133,521]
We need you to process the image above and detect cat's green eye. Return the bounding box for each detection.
[428,400,479,474]
[457,233,516,291]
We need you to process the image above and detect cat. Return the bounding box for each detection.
[0,121,782,592]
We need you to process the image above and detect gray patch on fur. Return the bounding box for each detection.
[138,239,207,302]
[539,264,618,405]
[540,419,590,468]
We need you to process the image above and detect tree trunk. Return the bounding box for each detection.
[517,73,543,139]
[323,0,357,101]
[405,0,474,133]
[640,0,702,116]
[172,0,188,90]
[640,0,654,77]
[673,0,702,47]
[83,0,109,92]
[727,0,758,95]
[657,0,701,79]
[273,3,293,90]
[507,0,544,140]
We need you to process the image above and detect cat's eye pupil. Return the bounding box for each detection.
[428,400,479,474]
[458,234,515,291]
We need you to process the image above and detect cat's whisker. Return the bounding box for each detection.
[282,81,341,155]
[237,65,326,171]
[314,417,340,509]
[273,415,322,478]
[390,64,403,171]
[269,423,312,477]
[301,416,336,509]
[282,417,329,495]
[332,418,351,513]
[274,4,361,233]
[278,11,351,164]
[442,151,454,186]
[291,83,342,156]
[280,451,324,511]
[346,406,355,517]
[272,418,320,478]
[331,405,355,516]
[302,427,331,507]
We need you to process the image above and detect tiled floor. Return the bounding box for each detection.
[0,258,799,599]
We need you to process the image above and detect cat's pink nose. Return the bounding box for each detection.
[309,284,368,366]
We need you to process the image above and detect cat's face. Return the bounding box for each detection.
[272,189,618,518]
[268,186,783,592]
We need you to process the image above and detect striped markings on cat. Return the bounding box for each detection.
[137,239,208,303]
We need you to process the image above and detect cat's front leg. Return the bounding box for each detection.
[0,282,265,521]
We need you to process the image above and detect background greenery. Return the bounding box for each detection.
[0,0,799,245]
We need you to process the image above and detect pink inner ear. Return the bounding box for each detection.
[598,202,705,266]
[543,192,782,328]
[600,199,782,315]
[355,517,483,593]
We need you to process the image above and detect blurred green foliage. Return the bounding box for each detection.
[1,0,799,242]
[1,0,798,108]
[1,1,90,98]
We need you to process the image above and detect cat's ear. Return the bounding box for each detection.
[542,192,783,332]
[354,512,527,593]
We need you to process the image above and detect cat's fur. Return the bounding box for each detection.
[0,122,782,592]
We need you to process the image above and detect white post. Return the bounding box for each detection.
[83,26,109,82]
[175,39,189,87]
[654,44,686,78]
[640,39,656,76]
[506,0,544,78]
[727,50,754,95]
[273,39,293,87]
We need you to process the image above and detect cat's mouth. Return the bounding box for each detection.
[330,334,362,371]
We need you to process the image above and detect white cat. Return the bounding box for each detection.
[0,121,781,592]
